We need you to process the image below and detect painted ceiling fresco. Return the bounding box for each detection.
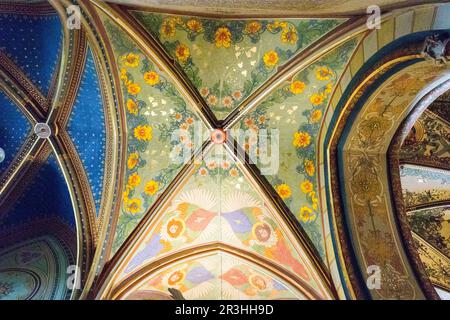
[414,233,450,292]
[0,10,62,96]
[99,13,208,253]
[407,206,450,259]
[400,110,450,170]
[400,165,450,209]
[122,252,305,300]
[0,154,75,228]
[0,91,30,176]
[111,0,435,15]
[0,235,73,300]
[115,144,329,298]
[67,47,106,215]
[232,39,358,260]
[338,62,449,300]
[133,12,344,119]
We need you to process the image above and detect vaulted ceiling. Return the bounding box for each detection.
[399,91,450,295]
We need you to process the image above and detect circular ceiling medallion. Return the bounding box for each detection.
[210,129,227,144]
[34,123,52,139]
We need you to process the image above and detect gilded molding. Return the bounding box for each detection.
[328,47,449,299]
[0,51,48,119]
[0,137,49,213]
[66,0,130,298]
[0,2,56,15]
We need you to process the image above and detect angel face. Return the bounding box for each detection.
[249,274,271,292]
[255,223,271,242]
[251,221,278,247]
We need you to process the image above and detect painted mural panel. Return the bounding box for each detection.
[122,253,304,300]
[99,13,209,252]
[231,39,358,260]
[407,206,450,258]
[132,11,344,119]
[118,144,324,296]
[341,63,448,299]
[414,234,450,292]
[401,165,450,208]
[120,145,222,276]
[0,236,73,300]
[400,110,450,169]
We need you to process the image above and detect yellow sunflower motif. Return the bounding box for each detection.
[127,152,139,170]
[125,198,141,214]
[263,50,279,68]
[293,131,311,148]
[134,125,153,141]
[316,66,334,81]
[127,82,141,95]
[122,186,131,203]
[299,206,316,223]
[325,82,333,94]
[120,68,128,81]
[186,19,203,32]
[244,21,262,34]
[290,80,306,94]
[276,184,292,199]
[310,93,325,106]
[126,99,138,115]
[311,109,322,123]
[281,26,298,44]
[144,180,159,196]
[143,71,159,86]
[300,180,314,194]
[128,172,141,188]
[215,27,232,48]
[304,159,315,176]
[175,44,190,63]
[122,53,139,68]
[267,20,287,32]
[312,195,319,210]
[161,18,176,38]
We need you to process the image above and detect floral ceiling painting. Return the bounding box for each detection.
[1,0,450,301]
[99,12,208,252]
[0,235,74,300]
[232,39,358,260]
[133,12,344,119]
